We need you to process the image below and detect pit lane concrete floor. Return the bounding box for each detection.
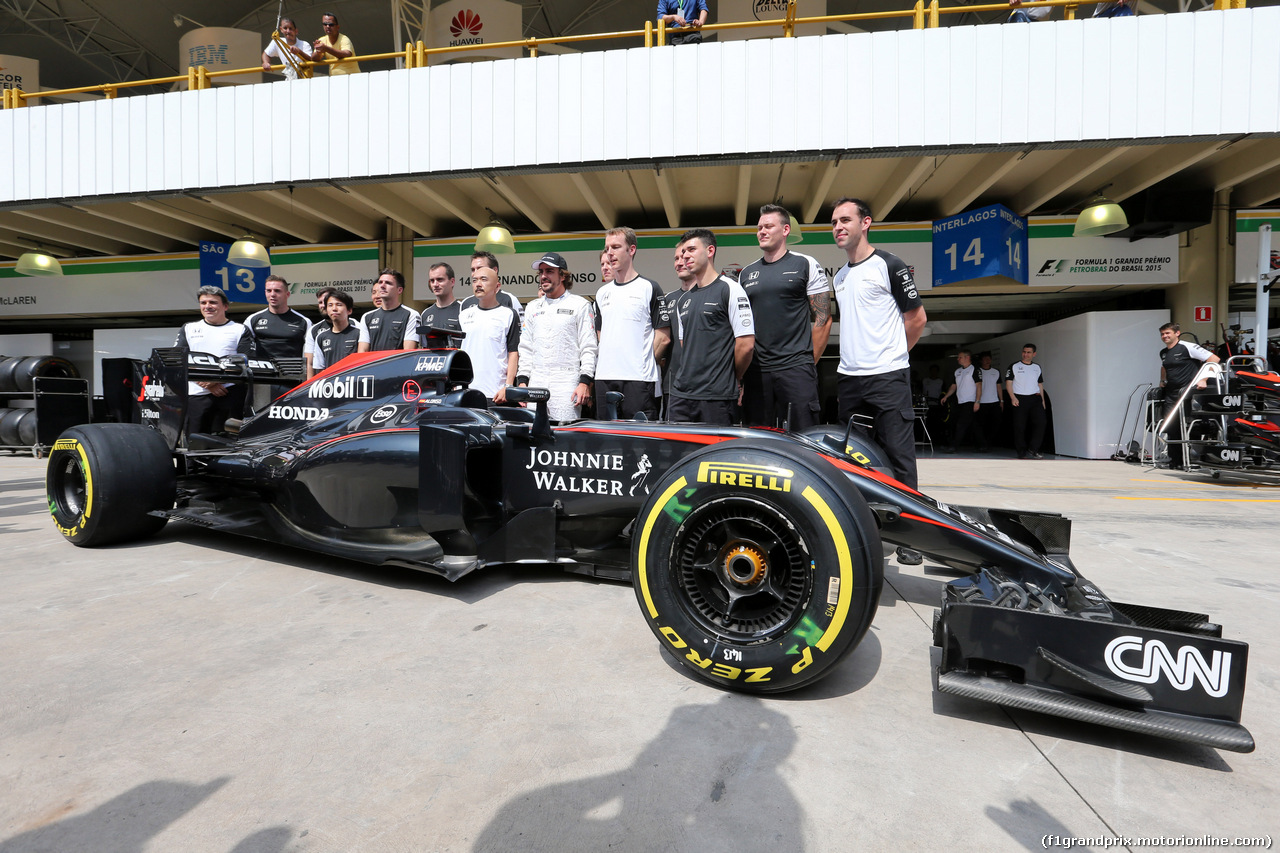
[0,455,1276,853]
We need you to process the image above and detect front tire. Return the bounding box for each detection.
[631,439,883,693]
[46,424,176,547]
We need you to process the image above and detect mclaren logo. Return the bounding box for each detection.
[268,405,330,421]
[1104,636,1232,698]
[697,461,792,492]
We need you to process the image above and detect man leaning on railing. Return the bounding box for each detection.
[658,0,709,45]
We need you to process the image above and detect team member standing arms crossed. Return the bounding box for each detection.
[829,197,928,489]
[667,229,756,426]
[595,226,670,420]
[516,253,598,421]
[1005,343,1048,459]
[738,204,831,430]
[459,263,521,404]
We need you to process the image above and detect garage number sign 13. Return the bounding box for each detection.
[931,203,1028,287]
[200,241,270,305]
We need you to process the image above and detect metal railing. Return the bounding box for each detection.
[0,0,1249,108]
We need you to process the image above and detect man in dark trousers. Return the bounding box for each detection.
[1158,321,1219,468]
[1005,343,1047,459]
[176,286,255,437]
[738,204,831,430]
[667,229,756,426]
[939,349,982,452]
[245,274,310,409]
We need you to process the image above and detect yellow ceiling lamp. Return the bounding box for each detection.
[15,249,63,276]
[228,235,271,267]
[475,210,516,254]
[1073,195,1129,237]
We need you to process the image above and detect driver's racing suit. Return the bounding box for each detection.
[516,291,598,422]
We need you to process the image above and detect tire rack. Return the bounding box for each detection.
[0,376,91,458]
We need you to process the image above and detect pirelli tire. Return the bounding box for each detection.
[46,424,176,547]
[13,355,80,392]
[631,439,883,694]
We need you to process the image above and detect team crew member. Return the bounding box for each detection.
[939,349,982,453]
[659,245,697,418]
[977,351,1002,452]
[469,251,524,320]
[738,204,831,430]
[600,250,613,284]
[595,226,669,420]
[302,287,337,374]
[176,285,256,437]
[830,197,927,490]
[1158,321,1219,467]
[667,229,755,426]
[361,268,419,351]
[1005,343,1048,459]
[459,264,520,403]
[515,253,598,421]
[310,290,368,377]
[245,275,310,408]
[419,263,463,347]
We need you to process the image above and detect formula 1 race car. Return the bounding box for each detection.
[45,346,1254,752]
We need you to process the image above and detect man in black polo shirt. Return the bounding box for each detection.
[245,274,310,409]
[667,229,755,425]
[361,268,419,351]
[1158,321,1219,467]
[738,204,831,430]
[419,262,463,347]
[310,290,368,377]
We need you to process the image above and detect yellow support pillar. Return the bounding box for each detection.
[416,40,426,68]
[784,0,797,37]
[404,42,415,68]
[657,19,667,46]
[1065,3,1077,18]
[645,20,653,48]
[913,0,925,29]
[928,0,939,27]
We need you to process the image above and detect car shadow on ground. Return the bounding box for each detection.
[472,694,806,853]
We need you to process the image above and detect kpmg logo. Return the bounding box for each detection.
[1104,636,1232,698]
[449,9,483,44]
[415,355,448,373]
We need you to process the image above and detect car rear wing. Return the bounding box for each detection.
[139,348,306,450]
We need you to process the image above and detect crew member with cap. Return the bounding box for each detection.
[516,252,598,421]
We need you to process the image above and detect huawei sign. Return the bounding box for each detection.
[449,9,483,42]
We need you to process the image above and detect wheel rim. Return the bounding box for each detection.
[670,496,812,642]
[51,455,87,519]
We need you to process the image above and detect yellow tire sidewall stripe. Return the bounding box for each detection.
[637,476,688,619]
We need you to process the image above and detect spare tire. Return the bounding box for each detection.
[0,408,25,446]
[15,409,37,446]
[14,355,79,391]
[0,357,21,392]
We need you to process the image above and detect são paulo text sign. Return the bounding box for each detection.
[199,241,271,305]
[932,204,1028,287]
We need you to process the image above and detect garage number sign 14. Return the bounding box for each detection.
[200,241,270,305]
[931,203,1029,287]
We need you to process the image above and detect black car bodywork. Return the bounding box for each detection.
[45,346,1254,752]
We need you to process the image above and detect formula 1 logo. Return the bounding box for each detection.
[1036,260,1068,277]
[1104,636,1232,698]
[450,9,482,38]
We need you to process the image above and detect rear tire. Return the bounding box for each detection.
[0,357,21,392]
[0,408,23,446]
[46,424,175,547]
[632,439,882,693]
[15,355,79,392]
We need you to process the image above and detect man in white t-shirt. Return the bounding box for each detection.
[1005,343,1047,459]
[459,263,520,403]
[977,351,1002,452]
[594,226,668,420]
[939,349,982,453]
[261,17,313,81]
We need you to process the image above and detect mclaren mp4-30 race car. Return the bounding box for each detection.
[45,345,1253,753]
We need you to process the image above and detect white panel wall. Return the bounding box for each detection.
[975,309,1169,459]
[1,8,1277,204]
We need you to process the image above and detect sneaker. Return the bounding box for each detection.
[896,546,924,566]
[1031,452,1044,459]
